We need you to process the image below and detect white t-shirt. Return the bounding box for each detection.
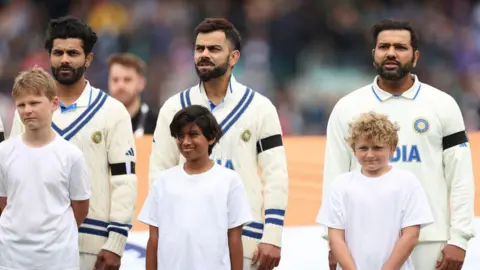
[138,163,253,270]
[0,134,91,270]
[317,168,434,270]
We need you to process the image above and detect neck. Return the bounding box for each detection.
[23,125,55,147]
[184,157,214,175]
[361,165,392,178]
[57,78,87,106]
[203,73,231,104]
[127,97,142,118]
[377,74,414,95]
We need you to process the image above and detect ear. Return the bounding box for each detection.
[138,75,147,93]
[372,48,375,58]
[208,137,217,146]
[413,50,420,68]
[229,50,240,67]
[51,96,59,112]
[85,52,94,68]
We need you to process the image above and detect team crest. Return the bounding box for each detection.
[241,129,251,142]
[413,118,429,134]
[91,131,103,144]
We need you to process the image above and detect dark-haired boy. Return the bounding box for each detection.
[139,105,252,270]
[9,16,138,270]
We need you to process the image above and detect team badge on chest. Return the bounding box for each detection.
[413,118,429,134]
[241,129,251,142]
[91,130,103,144]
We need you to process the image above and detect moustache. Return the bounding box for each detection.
[197,59,215,66]
[381,59,400,66]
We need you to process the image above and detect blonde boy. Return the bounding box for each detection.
[0,67,90,270]
[317,111,434,270]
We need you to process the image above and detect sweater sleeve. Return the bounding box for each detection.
[256,100,289,248]
[103,104,138,256]
[440,96,475,250]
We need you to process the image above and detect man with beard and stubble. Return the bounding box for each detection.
[9,16,138,270]
[321,19,475,270]
[108,52,158,137]
[149,18,289,270]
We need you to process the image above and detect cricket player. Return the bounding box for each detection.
[149,18,289,270]
[10,16,138,270]
[322,19,475,270]
[108,52,158,137]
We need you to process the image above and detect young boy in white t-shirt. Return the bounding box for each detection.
[138,104,253,270]
[0,67,91,270]
[317,111,434,270]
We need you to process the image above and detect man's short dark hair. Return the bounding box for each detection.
[372,19,419,51]
[170,105,222,156]
[44,16,98,55]
[194,18,241,52]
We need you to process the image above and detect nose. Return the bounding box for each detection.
[182,135,192,146]
[61,53,71,65]
[366,149,375,157]
[386,46,397,58]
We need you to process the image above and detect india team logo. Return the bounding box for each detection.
[413,118,429,134]
[91,130,103,144]
[241,129,251,142]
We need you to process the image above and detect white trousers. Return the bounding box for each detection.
[80,253,97,270]
[411,241,446,270]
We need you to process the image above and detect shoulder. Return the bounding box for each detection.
[330,171,355,191]
[390,168,420,186]
[419,83,457,104]
[54,136,84,159]
[212,164,244,188]
[0,136,19,156]
[335,84,372,109]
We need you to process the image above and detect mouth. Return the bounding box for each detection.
[382,61,399,69]
[182,148,195,152]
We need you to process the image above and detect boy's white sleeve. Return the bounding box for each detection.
[227,173,253,229]
[401,175,435,229]
[149,103,180,186]
[440,96,475,250]
[0,159,5,197]
[256,100,288,248]
[9,110,24,137]
[69,153,91,201]
[138,180,160,227]
[104,104,138,256]
[316,181,345,230]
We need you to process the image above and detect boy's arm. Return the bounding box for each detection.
[329,228,357,270]
[228,225,244,270]
[256,100,288,248]
[9,110,24,137]
[138,180,161,270]
[0,160,6,214]
[148,102,180,186]
[382,225,420,270]
[440,96,475,250]
[71,200,89,227]
[227,174,253,268]
[68,154,91,227]
[146,225,158,270]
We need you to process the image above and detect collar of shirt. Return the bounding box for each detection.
[59,80,93,113]
[371,74,422,102]
[198,74,238,109]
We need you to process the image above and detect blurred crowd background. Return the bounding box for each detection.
[0,0,480,135]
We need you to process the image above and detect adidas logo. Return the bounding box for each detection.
[460,143,468,148]
[126,147,135,156]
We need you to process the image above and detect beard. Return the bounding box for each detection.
[51,64,86,85]
[195,57,229,82]
[374,57,414,81]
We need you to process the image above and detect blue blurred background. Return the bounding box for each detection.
[0,0,480,135]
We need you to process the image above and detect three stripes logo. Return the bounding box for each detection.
[125,147,135,157]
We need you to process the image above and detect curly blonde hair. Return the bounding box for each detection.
[345,111,400,151]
